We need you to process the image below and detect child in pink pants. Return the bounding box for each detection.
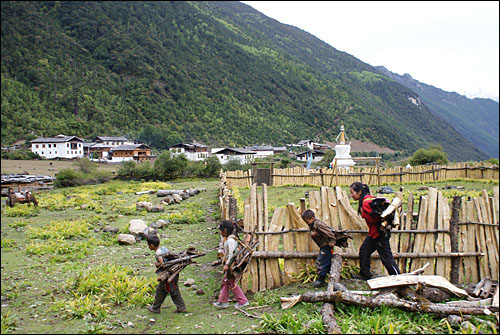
[213,220,249,309]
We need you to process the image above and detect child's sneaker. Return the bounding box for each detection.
[234,301,249,308]
[213,302,229,308]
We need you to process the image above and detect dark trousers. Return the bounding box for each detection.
[359,235,400,277]
[152,275,186,312]
[316,246,333,277]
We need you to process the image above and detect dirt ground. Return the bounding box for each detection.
[1,159,119,177]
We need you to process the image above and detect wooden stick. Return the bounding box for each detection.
[321,254,343,334]
[450,196,461,284]
[252,251,485,259]
[234,307,261,319]
[287,291,496,317]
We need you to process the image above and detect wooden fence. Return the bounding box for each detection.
[224,163,499,189]
[218,172,499,293]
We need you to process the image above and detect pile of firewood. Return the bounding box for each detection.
[155,247,205,283]
[281,257,499,334]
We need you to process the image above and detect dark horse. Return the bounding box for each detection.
[7,188,38,207]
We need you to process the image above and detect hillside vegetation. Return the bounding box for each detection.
[376,66,499,158]
[0,1,487,161]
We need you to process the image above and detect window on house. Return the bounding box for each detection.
[36,145,39,148]
[42,144,45,148]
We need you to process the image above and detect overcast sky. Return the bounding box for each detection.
[242,1,499,101]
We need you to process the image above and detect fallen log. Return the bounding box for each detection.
[281,291,497,317]
[321,253,342,334]
[367,275,469,298]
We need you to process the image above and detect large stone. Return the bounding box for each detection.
[149,204,165,213]
[187,189,196,196]
[103,225,119,234]
[172,194,183,203]
[180,192,190,200]
[136,201,153,211]
[129,219,148,235]
[138,227,149,238]
[118,234,136,245]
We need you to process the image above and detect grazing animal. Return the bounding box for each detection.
[8,188,38,207]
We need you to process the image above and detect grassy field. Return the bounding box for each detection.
[1,179,497,334]
[1,159,119,177]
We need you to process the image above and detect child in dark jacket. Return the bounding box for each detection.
[146,235,187,314]
[349,182,400,280]
[301,209,337,287]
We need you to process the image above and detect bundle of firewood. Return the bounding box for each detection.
[155,247,205,283]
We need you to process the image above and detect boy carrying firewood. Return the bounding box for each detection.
[301,209,351,287]
[146,234,187,314]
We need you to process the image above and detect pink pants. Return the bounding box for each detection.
[218,273,248,305]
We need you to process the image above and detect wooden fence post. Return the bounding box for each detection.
[450,196,461,284]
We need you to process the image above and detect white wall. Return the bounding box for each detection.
[216,154,254,165]
[31,142,83,159]
[169,148,209,161]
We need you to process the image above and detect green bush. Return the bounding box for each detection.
[1,149,40,160]
[54,168,112,188]
[409,145,449,166]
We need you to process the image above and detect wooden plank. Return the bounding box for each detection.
[310,190,321,220]
[426,187,438,275]
[257,186,268,291]
[263,184,274,290]
[326,187,339,229]
[287,203,311,272]
[465,201,479,283]
[367,275,469,298]
[473,198,490,278]
[458,198,467,283]
[410,195,427,272]
[268,208,285,288]
[320,187,330,226]
[400,193,413,273]
[282,206,297,284]
[441,194,452,280]
[480,193,498,278]
[493,186,499,220]
[479,196,497,278]
[435,192,446,277]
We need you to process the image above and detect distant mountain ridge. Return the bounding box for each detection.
[0,1,488,161]
[376,66,499,158]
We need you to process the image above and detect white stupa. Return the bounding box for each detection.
[331,125,356,170]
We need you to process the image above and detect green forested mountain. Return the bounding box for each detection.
[376,66,499,158]
[1,1,488,161]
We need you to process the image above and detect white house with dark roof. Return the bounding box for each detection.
[244,145,274,158]
[30,135,84,159]
[212,148,256,165]
[93,136,133,147]
[168,142,210,161]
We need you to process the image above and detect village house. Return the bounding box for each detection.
[30,135,85,159]
[295,149,325,163]
[109,144,155,163]
[211,148,256,165]
[244,145,274,159]
[84,136,135,161]
[93,136,133,147]
[168,142,210,161]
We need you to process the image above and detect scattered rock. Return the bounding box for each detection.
[191,284,198,290]
[149,204,165,213]
[184,278,195,287]
[138,227,149,238]
[460,321,477,333]
[376,186,394,194]
[417,186,429,191]
[127,321,135,328]
[80,204,89,209]
[103,226,119,234]
[155,219,169,229]
[136,201,153,211]
[148,228,158,236]
[149,318,156,323]
[116,192,123,194]
[129,219,148,235]
[94,228,101,233]
[196,289,205,296]
[118,234,136,245]
[179,192,190,200]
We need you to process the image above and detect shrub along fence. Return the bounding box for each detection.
[224,162,499,188]
[218,172,499,293]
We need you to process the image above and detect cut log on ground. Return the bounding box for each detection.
[367,274,469,298]
[320,254,342,334]
[282,291,497,317]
